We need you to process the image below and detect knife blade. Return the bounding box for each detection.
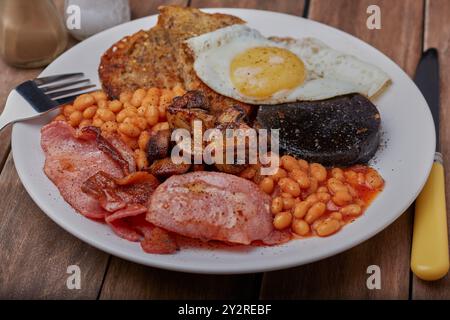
[411,49,449,281]
[414,49,440,150]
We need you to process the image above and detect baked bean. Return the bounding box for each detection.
[317,192,331,203]
[279,177,301,197]
[63,104,75,117]
[306,177,318,195]
[152,122,169,132]
[340,204,362,216]
[344,170,358,184]
[138,131,151,151]
[54,114,66,122]
[108,100,123,113]
[281,155,300,171]
[282,197,296,210]
[131,88,146,107]
[317,186,327,193]
[305,194,319,204]
[144,88,160,105]
[316,218,341,236]
[271,197,284,214]
[101,121,118,133]
[259,177,274,194]
[116,108,136,123]
[365,170,384,189]
[92,91,107,102]
[281,192,293,198]
[305,202,326,224]
[293,201,311,219]
[327,178,347,194]
[331,168,345,181]
[74,94,95,111]
[96,108,115,122]
[297,159,309,171]
[273,211,293,230]
[355,198,365,207]
[137,106,147,117]
[292,219,310,236]
[131,116,147,130]
[97,100,108,109]
[357,172,365,185]
[347,185,358,197]
[329,212,343,221]
[332,190,352,206]
[310,163,327,182]
[92,117,104,127]
[124,105,138,114]
[119,91,132,104]
[118,122,140,137]
[289,168,310,189]
[271,167,287,182]
[68,111,82,127]
[134,149,148,170]
[145,105,159,126]
[82,106,97,119]
[79,119,92,128]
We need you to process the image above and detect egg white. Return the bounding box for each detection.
[185,24,391,105]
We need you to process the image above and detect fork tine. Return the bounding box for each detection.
[55,89,100,105]
[47,84,97,98]
[34,73,84,86]
[40,79,90,93]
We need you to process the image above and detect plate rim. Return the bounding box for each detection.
[10,8,435,274]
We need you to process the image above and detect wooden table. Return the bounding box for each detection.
[0,0,449,299]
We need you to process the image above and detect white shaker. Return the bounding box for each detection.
[64,0,130,40]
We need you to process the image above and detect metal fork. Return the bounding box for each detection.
[0,73,98,131]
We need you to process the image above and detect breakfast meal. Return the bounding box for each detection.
[40,6,388,254]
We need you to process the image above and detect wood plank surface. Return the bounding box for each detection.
[130,0,188,19]
[192,0,305,15]
[0,155,109,299]
[98,0,278,300]
[412,0,450,299]
[260,0,424,299]
[2,0,447,300]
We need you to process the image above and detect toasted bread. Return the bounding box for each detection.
[99,6,249,114]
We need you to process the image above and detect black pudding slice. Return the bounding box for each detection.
[256,94,381,166]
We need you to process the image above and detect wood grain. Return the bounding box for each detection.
[412,0,450,299]
[0,155,109,299]
[100,258,261,299]
[130,0,188,19]
[260,0,424,299]
[191,0,305,15]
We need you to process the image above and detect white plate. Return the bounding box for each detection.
[10,9,435,274]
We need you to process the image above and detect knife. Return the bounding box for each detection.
[411,49,449,281]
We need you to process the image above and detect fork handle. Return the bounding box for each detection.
[412,154,449,280]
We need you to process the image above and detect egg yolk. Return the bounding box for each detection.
[230,46,306,99]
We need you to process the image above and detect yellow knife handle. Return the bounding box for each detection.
[412,157,449,280]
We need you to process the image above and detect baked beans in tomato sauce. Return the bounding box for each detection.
[240,155,384,238]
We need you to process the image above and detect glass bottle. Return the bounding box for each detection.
[0,0,68,68]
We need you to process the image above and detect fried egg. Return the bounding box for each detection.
[186,25,391,104]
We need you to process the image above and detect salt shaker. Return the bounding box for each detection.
[64,0,131,40]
